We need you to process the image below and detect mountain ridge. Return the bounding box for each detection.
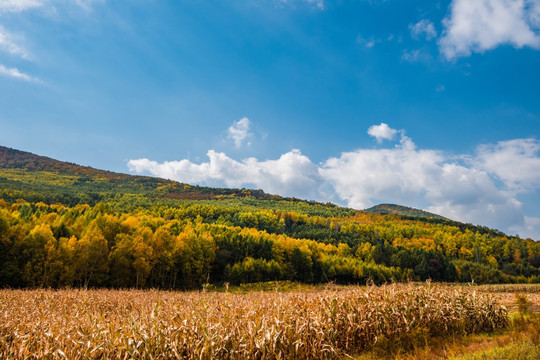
[365,203,447,220]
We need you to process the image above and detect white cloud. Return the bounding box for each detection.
[320,145,441,209]
[424,164,523,230]
[321,132,530,234]
[227,117,252,148]
[439,0,540,60]
[0,63,37,81]
[0,0,101,13]
[0,0,102,83]
[367,123,398,143]
[401,48,433,63]
[128,149,324,200]
[401,49,421,63]
[410,19,437,40]
[128,126,540,239]
[529,1,540,27]
[0,0,42,13]
[474,138,540,191]
[0,26,29,58]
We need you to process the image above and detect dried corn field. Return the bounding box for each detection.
[0,283,508,359]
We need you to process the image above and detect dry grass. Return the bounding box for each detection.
[475,286,540,314]
[356,287,540,360]
[0,283,508,359]
[475,284,540,293]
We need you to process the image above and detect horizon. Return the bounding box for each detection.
[0,0,539,238]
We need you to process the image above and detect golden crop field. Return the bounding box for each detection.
[0,283,508,359]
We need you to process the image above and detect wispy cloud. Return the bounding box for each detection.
[0,0,43,13]
[0,63,37,82]
[0,0,101,13]
[356,35,377,48]
[310,0,324,10]
[401,49,431,63]
[435,85,445,92]
[0,0,103,82]
[439,0,540,60]
[277,0,325,10]
[409,19,437,41]
[73,0,104,12]
[227,117,252,148]
[0,26,29,58]
[128,124,540,239]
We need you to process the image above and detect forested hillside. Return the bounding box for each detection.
[0,146,329,207]
[0,146,539,289]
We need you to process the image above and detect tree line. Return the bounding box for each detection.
[0,200,539,289]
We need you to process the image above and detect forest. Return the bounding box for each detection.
[1,145,539,289]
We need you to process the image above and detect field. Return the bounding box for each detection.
[0,283,513,359]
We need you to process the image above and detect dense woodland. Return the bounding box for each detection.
[0,146,539,289]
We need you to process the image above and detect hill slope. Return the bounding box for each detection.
[0,145,350,216]
[0,146,129,179]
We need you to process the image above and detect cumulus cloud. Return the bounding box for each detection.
[227,117,252,148]
[321,132,531,234]
[321,145,440,209]
[128,149,324,200]
[0,63,37,81]
[128,125,540,239]
[410,19,437,40]
[474,138,540,191]
[367,123,398,143]
[439,0,540,59]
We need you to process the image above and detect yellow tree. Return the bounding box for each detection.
[76,222,108,288]
[132,230,154,288]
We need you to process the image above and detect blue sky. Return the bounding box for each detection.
[0,0,539,238]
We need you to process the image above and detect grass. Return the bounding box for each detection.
[0,283,508,359]
[452,341,540,360]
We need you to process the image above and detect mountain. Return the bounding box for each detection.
[365,203,447,220]
[0,145,253,200]
[0,145,539,289]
